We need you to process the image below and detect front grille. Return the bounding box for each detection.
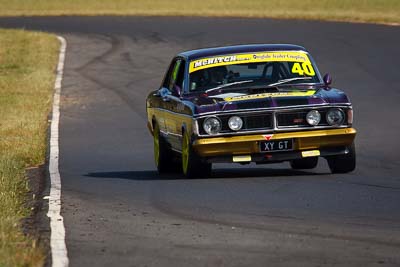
[277,112,308,127]
[277,110,328,128]
[198,107,349,135]
[220,113,273,132]
[244,114,273,129]
[199,112,273,135]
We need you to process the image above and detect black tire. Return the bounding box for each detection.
[327,143,356,174]
[290,157,319,169]
[182,131,211,178]
[153,123,176,173]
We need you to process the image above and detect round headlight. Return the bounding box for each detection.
[228,116,243,131]
[203,117,222,135]
[326,108,345,126]
[306,110,321,126]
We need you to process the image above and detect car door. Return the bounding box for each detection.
[157,58,186,150]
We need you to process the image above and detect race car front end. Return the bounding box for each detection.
[192,105,356,173]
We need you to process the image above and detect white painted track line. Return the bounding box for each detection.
[47,36,69,267]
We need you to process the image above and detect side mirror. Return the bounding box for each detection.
[323,73,332,87]
[172,84,182,97]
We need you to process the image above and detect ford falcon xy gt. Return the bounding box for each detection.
[146,44,356,178]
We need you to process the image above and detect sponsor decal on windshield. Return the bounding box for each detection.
[223,90,316,102]
[189,51,312,73]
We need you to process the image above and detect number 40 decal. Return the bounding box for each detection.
[291,62,316,76]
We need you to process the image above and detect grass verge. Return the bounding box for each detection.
[0,0,399,25]
[0,29,59,267]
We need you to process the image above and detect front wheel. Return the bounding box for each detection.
[153,123,175,173]
[326,143,356,174]
[182,131,211,178]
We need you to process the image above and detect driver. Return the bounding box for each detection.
[209,66,228,85]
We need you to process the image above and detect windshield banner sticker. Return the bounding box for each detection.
[223,90,316,102]
[189,51,311,73]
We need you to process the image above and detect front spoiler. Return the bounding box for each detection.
[192,128,356,159]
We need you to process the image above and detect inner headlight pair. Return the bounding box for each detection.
[306,108,345,126]
[203,116,243,135]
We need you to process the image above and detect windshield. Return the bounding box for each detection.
[188,51,321,92]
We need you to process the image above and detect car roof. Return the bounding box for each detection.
[178,44,307,60]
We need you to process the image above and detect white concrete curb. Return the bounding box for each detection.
[47,35,69,267]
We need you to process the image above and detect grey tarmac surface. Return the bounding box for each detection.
[1,17,400,266]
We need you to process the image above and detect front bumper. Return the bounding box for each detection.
[192,128,356,163]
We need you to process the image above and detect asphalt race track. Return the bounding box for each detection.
[1,17,400,266]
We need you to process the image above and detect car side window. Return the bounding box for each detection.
[164,59,185,92]
[168,60,181,90]
[163,60,175,89]
[175,60,185,91]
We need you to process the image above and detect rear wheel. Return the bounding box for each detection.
[290,157,318,169]
[153,123,176,173]
[326,143,356,174]
[182,131,211,178]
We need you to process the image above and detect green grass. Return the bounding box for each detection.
[0,0,399,25]
[0,29,59,267]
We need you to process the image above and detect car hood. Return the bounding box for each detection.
[185,87,350,115]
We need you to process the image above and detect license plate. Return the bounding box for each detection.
[260,139,293,152]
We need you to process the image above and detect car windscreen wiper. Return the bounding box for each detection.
[268,77,312,87]
[205,80,254,93]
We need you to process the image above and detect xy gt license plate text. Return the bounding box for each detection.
[260,139,293,152]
